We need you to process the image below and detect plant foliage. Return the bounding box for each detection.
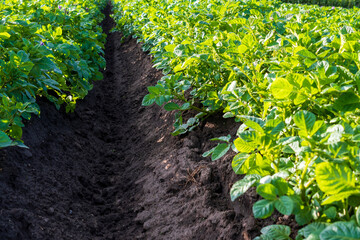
[112,0,360,237]
[0,0,107,148]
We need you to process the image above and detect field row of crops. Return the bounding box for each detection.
[0,0,108,148]
[282,0,359,8]
[112,0,360,238]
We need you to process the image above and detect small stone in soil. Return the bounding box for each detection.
[23,150,33,158]
[47,207,55,215]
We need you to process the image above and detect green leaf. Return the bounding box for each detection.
[244,120,264,134]
[31,57,57,74]
[309,120,324,137]
[349,195,360,207]
[257,183,278,200]
[55,26,62,36]
[238,115,265,127]
[294,91,308,105]
[271,177,290,196]
[43,78,60,91]
[0,32,11,39]
[242,34,256,48]
[328,142,348,158]
[324,206,337,219]
[181,57,196,69]
[210,143,230,161]
[295,207,312,226]
[142,94,156,106]
[288,73,305,89]
[210,135,231,142]
[320,222,360,240]
[322,190,360,205]
[202,148,215,158]
[223,112,234,118]
[180,102,190,110]
[253,199,274,219]
[297,49,317,59]
[234,137,256,153]
[315,162,356,195]
[237,45,248,54]
[155,95,165,106]
[352,134,360,142]
[294,110,316,133]
[278,136,301,145]
[333,92,360,112]
[174,44,186,56]
[147,86,160,95]
[12,141,28,149]
[265,119,285,135]
[260,225,291,240]
[340,26,354,35]
[356,206,360,226]
[0,131,12,148]
[289,195,302,215]
[298,222,329,238]
[275,196,294,215]
[232,153,251,174]
[164,102,180,111]
[230,174,261,201]
[271,78,293,99]
[9,125,22,140]
[164,44,176,52]
[19,61,34,73]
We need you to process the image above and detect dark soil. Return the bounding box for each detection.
[0,4,297,240]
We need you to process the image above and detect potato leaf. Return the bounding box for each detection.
[294,110,316,134]
[315,162,356,195]
[256,183,278,200]
[320,222,360,240]
[0,131,12,148]
[253,199,275,219]
[230,174,261,201]
[260,225,291,240]
[275,196,294,216]
[270,78,293,99]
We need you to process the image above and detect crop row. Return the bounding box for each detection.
[0,0,107,148]
[112,0,360,238]
[281,0,360,8]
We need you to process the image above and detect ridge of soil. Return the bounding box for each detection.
[0,4,297,240]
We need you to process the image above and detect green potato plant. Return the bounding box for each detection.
[0,0,107,147]
[282,0,360,8]
[112,0,360,237]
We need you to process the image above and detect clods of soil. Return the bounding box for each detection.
[0,4,297,240]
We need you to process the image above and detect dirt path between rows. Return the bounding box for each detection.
[0,4,294,240]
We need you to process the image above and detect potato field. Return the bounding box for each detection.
[1,0,360,239]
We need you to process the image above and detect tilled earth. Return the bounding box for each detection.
[0,4,296,240]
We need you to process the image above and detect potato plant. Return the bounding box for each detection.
[282,0,360,8]
[112,0,360,238]
[0,0,107,148]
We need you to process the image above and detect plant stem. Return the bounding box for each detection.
[304,177,316,189]
[344,199,350,221]
[189,105,210,113]
[299,155,312,205]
